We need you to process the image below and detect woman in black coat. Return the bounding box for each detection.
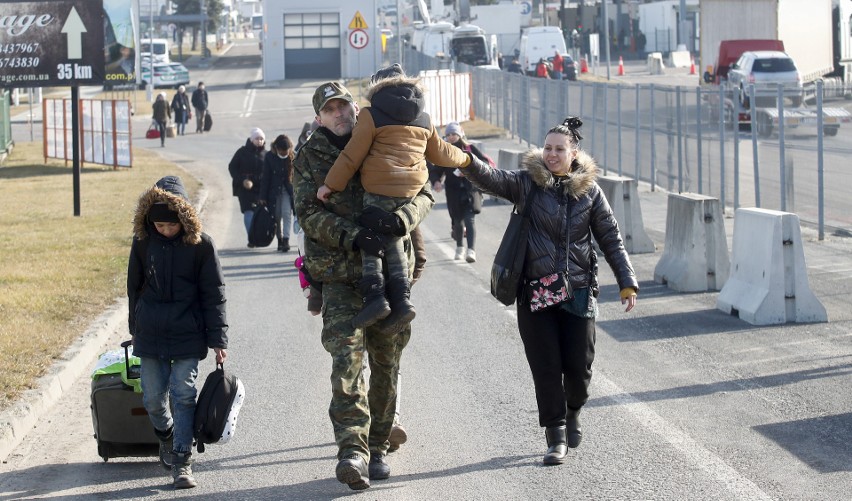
[259,134,295,252]
[228,127,266,247]
[428,122,486,263]
[461,117,638,466]
[170,86,191,136]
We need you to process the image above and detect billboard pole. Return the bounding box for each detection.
[71,86,81,217]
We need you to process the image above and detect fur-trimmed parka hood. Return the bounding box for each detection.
[133,175,202,244]
[522,148,599,200]
[366,74,426,123]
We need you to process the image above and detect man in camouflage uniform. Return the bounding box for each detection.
[293,81,434,491]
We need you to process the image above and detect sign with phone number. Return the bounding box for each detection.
[0,0,104,87]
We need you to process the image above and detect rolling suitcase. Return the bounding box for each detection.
[203,112,213,132]
[90,340,159,462]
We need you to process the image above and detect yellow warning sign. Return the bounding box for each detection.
[348,11,368,30]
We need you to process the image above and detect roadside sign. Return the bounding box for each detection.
[0,0,105,87]
[348,11,368,30]
[349,29,368,50]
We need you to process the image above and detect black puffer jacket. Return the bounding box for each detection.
[465,149,638,295]
[127,176,228,360]
[260,151,294,211]
[228,139,265,212]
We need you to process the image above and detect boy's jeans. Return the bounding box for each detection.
[140,357,199,454]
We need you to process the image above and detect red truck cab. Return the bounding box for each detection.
[704,39,786,84]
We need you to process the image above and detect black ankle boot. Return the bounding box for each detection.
[279,238,290,252]
[375,277,416,334]
[154,426,173,471]
[352,275,391,329]
[566,408,583,448]
[543,426,568,465]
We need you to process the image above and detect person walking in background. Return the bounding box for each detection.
[191,81,208,133]
[506,57,524,74]
[535,58,551,78]
[429,121,485,263]
[170,86,191,136]
[152,92,171,148]
[315,64,470,333]
[228,128,266,247]
[295,119,320,154]
[127,175,228,489]
[293,80,435,490]
[259,134,295,252]
[455,117,638,466]
[551,51,564,80]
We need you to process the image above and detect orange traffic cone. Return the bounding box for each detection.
[689,56,696,75]
[580,57,588,74]
[617,56,624,76]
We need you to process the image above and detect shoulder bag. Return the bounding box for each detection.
[490,184,538,306]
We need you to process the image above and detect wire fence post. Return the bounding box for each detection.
[750,83,760,208]
[816,79,825,240]
[696,86,703,194]
[778,84,786,212]
[650,83,656,191]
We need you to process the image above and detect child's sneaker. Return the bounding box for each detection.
[172,451,197,489]
[454,246,464,260]
[154,427,173,471]
[465,249,476,263]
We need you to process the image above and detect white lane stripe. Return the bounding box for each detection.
[241,89,256,118]
[593,375,773,499]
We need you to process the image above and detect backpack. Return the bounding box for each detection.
[193,364,245,452]
[248,205,276,247]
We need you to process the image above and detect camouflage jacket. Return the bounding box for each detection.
[293,127,435,286]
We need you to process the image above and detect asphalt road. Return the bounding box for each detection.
[1,41,851,500]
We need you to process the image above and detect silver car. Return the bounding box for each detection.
[728,50,804,107]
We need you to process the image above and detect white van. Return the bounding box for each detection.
[419,22,454,59]
[140,38,171,64]
[518,26,567,75]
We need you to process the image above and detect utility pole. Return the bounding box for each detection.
[201,0,208,60]
[147,0,153,102]
[603,0,611,79]
[678,0,687,49]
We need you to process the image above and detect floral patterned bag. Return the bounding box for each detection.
[526,272,574,312]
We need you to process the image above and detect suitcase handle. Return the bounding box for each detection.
[120,340,140,380]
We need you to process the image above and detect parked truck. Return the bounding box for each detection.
[698,0,833,84]
[450,24,498,68]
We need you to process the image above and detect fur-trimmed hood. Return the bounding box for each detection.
[132,175,202,244]
[522,148,599,200]
[366,74,426,123]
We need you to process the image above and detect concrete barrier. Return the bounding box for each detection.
[497,148,524,170]
[654,193,729,291]
[647,52,665,75]
[668,50,691,68]
[716,208,827,325]
[597,175,655,254]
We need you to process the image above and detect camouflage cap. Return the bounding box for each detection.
[312,81,354,115]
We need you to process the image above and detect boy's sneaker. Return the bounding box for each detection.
[172,452,197,490]
[465,249,477,263]
[154,427,173,471]
[454,246,464,260]
[388,424,408,453]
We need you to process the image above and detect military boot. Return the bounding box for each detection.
[172,451,197,489]
[543,426,568,465]
[154,426,173,471]
[352,274,391,329]
[375,277,416,335]
[566,408,583,448]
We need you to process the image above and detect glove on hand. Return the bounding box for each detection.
[354,230,386,258]
[357,206,406,236]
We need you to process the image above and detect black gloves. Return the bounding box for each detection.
[354,230,386,257]
[357,206,406,236]
[467,152,489,171]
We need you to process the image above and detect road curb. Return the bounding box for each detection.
[0,301,127,463]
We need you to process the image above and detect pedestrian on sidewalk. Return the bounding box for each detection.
[127,175,228,489]
[428,121,485,263]
[259,134,295,252]
[457,116,638,465]
[191,82,208,133]
[152,92,171,147]
[293,80,435,491]
[228,127,266,247]
[171,85,191,136]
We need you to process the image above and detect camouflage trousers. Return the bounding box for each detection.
[321,281,411,460]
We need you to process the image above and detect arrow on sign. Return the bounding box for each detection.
[61,7,87,60]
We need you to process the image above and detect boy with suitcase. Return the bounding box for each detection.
[127,175,228,489]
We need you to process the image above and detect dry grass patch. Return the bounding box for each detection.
[0,142,200,411]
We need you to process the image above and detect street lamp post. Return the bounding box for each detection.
[146,0,153,101]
